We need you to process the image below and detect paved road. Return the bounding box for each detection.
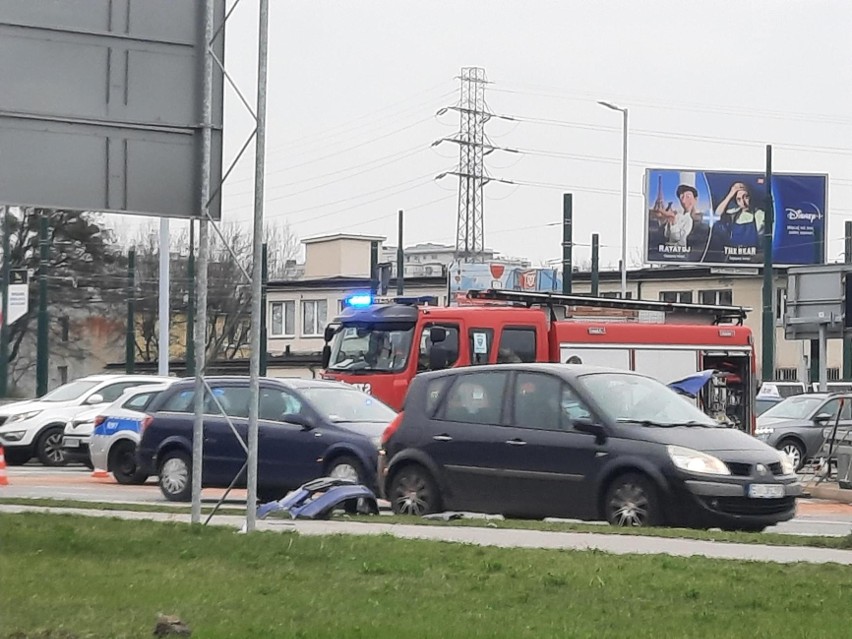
[4,465,852,537]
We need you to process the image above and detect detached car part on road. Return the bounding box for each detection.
[137,376,395,502]
[0,374,170,466]
[380,364,800,532]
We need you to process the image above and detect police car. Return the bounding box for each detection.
[64,381,176,484]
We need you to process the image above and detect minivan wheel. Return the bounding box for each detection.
[778,439,805,472]
[158,450,192,502]
[604,473,662,527]
[110,440,148,485]
[389,465,441,516]
[36,426,68,467]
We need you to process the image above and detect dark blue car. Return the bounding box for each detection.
[137,376,396,501]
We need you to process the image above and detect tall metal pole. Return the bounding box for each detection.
[186,219,195,377]
[562,193,573,295]
[36,213,49,397]
[191,0,215,524]
[125,249,136,374]
[818,324,828,393]
[0,206,10,397]
[844,221,852,380]
[620,108,628,298]
[260,242,268,377]
[158,217,170,376]
[396,210,404,295]
[761,144,775,382]
[370,241,379,296]
[591,233,600,297]
[245,0,269,533]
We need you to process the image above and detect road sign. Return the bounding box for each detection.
[0,1,225,219]
[5,269,28,325]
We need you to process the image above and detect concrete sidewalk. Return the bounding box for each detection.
[4,504,852,566]
[804,482,852,504]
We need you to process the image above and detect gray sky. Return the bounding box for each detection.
[124,0,852,268]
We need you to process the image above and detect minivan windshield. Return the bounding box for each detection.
[760,395,825,420]
[40,380,100,403]
[578,372,717,427]
[327,324,415,373]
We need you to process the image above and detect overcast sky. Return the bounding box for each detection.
[125,0,852,269]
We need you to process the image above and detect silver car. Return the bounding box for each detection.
[86,382,176,484]
[755,393,852,470]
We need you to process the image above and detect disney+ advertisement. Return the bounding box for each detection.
[645,169,827,266]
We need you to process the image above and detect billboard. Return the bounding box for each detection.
[644,169,827,266]
[448,262,561,304]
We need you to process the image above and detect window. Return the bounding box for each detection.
[775,287,787,322]
[418,324,460,371]
[123,391,159,411]
[162,389,196,413]
[440,372,508,425]
[59,316,70,342]
[775,368,798,382]
[497,327,536,363]
[57,365,68,385]
[425,377,451,414]
[258,387,304,422]
[600,291,633,299]
[512,373,593,431]
[699,289,733,306]
[302,300,328,336]
[818,398,852,421]
[99,382,154,403]
[207,386,252,418]
[469,328,494,365]
[269,301,295,337]
[659,291,693,304]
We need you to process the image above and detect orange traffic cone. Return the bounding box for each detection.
[0,446,9,486]
[91,466,110,479]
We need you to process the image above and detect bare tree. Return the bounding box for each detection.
[127,221,299,363]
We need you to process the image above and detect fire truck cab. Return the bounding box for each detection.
[320,290,755,431]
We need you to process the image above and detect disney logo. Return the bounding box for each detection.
[786,207,822,223]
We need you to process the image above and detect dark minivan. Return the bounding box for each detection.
[138,376,395,501]
[380,364,801,531]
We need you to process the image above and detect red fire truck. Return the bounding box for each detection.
[320,289,756,432]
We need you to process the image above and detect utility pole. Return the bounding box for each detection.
[370,240,379,296]
[186,218,195,377]
[396,210,404,295]
[562,194,573,295]
[0,206,10,397]
[36,213,49,397]
[761,145,775,383]
[125,249,136,374]
[260,242,268,376]
[158,217,170,376]
[591,233,600,297]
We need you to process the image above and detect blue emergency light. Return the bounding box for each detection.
[344,294,373,308]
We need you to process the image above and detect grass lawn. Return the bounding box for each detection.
[3,497,852,549]
[2,513,852,638]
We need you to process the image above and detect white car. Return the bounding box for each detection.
[68,381,176,484]
[0,374,171,466]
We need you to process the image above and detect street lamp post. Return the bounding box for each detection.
[598,101,628,298]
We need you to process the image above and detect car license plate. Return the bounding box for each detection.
[748,484,785,499]
[62,437,80,448]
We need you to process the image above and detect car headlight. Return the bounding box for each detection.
[1,430,27,441]
[755,427,774,435]
[6,410,42,423]
[667,445,731,476]
[779,452,796,476]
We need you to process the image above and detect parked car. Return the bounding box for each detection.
[0,374,171,466]
[379,364,800,532]
[63,381,177,482]
[755,393,852,470]
[137,376,396,502]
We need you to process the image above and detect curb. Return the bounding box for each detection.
[805,483,852,504]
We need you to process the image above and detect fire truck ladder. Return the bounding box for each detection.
[465,289,749,325]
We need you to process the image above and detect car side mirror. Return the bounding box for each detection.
[282,413,314,430]
[573,418,607,444]
[321,345,331,369]
[815,413,833,424]
[429,348,449,371]
[323,325,336,343]
[85,393,105,405]
[429,327,447,344]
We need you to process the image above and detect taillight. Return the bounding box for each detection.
[381,413,404,447]
[93,416,105,427]
[140,415,153,432]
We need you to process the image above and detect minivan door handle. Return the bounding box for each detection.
[433,434,453,442]
[505,438,527,446]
